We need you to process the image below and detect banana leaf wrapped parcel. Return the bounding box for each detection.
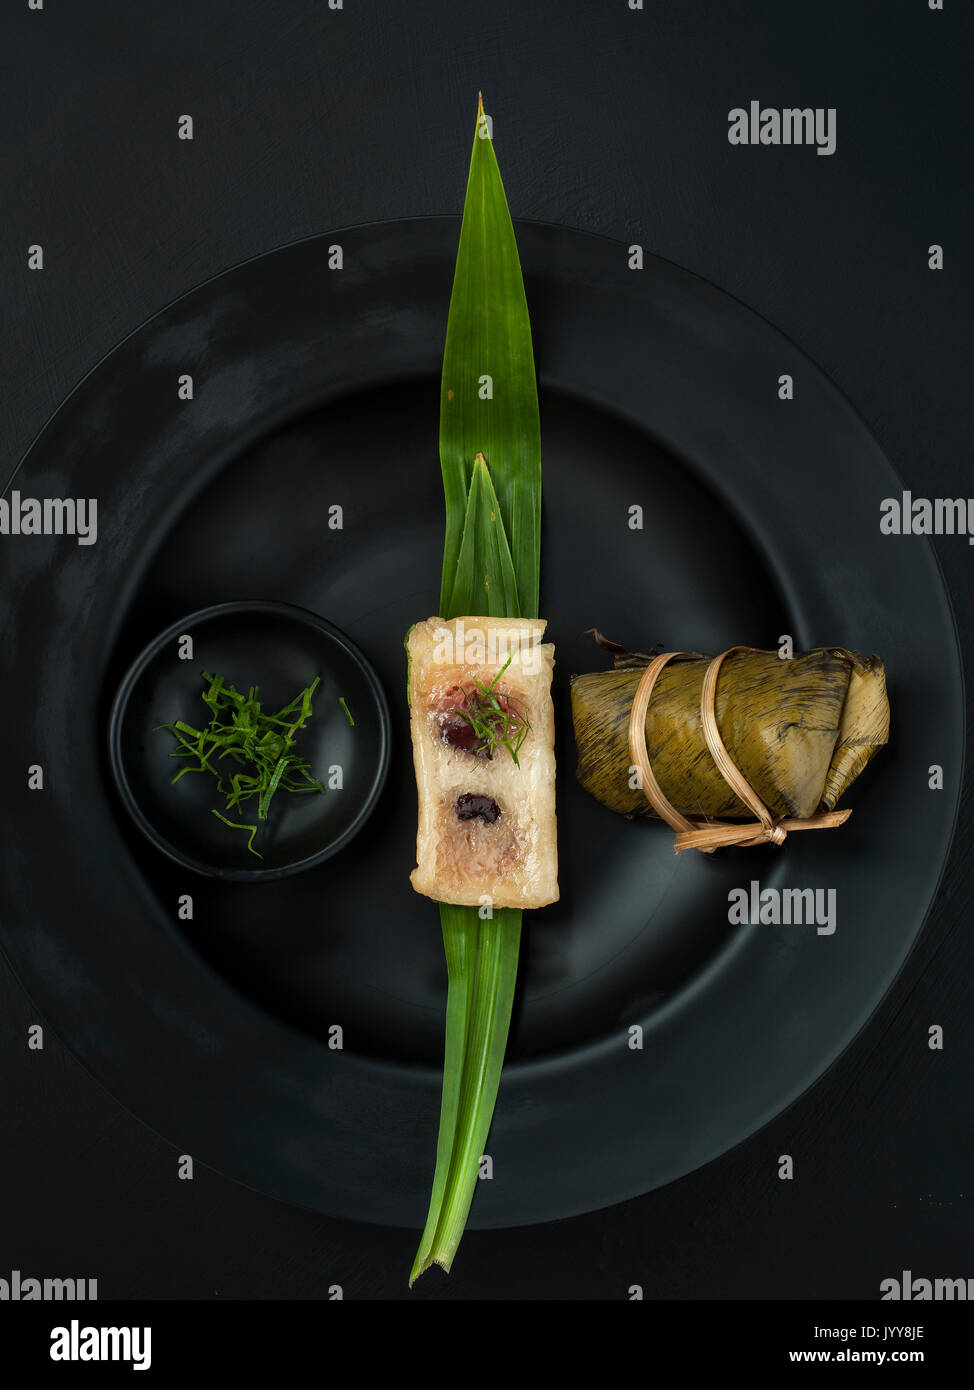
[570,639,889,852]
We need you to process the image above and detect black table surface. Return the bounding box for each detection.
[1,0,970,1300]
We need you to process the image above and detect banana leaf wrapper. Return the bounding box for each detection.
[570,647,889,822]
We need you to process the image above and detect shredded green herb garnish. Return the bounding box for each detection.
[339,696,355,727]
[156,672,325,856]
[212,810,263,859]
[449,652,530,765]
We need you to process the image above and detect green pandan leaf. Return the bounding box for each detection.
[410,903,521,1282]
[410,94,542,1285]
[439,94,541,622]
[448,453,520,619]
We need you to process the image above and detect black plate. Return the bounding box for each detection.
[108,601,390,880]
[0,220,962,1230]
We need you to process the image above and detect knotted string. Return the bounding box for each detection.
[626,647,852,855]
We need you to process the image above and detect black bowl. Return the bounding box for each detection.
[108,601,390,880]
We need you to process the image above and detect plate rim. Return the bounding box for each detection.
[0,217,963,1228]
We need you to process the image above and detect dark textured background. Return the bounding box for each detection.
[1,0,970,1300]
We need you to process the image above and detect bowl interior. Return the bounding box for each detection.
[111,605,389,878]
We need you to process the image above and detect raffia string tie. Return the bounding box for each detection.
[626,647,852,855]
